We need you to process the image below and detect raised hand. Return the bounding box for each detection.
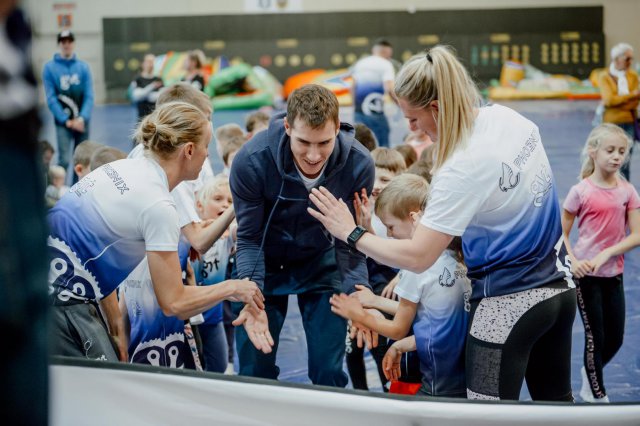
[380,275,399,300]
[308,186,356,242]
[232,305,273,354]
[353,188,372,232]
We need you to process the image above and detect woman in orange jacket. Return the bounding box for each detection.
[599,43,640,179]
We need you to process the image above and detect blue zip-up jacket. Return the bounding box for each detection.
[230,112,374,294]
[42,53,93,125]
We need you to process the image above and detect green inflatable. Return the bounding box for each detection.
[206,63,280,110]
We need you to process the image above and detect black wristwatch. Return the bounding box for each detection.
[347,225,368,249]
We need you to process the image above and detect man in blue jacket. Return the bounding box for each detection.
[230,84,375,387]
[42,30,93,178]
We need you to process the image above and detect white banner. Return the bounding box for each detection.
[50,363,640,426]
[244,0,303,13]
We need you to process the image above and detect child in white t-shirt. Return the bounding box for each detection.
[45,165,69,208]
[348,147,407,391]
[191,176,236,372]
[331,173,471,397]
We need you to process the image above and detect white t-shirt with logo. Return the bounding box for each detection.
[48,157,180,303]
[351,55,395,115]
[394,249,471,396]
[421,104,571,299]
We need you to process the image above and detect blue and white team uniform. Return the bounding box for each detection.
[192,236,234,372]
[120,145,213,368]
[48,157,179,360]
[351,55,394,147]
[394,250,471,397]
[421,104,575,401]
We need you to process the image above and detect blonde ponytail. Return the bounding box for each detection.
[394,46,481,171]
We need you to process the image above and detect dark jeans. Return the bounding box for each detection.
[234,291,348,387]
[199,322,228,373]
[354,112,390,148]
[55,123,89,183]
[576,275,625,398]
[346,322,390,391]
[0,108,49,425]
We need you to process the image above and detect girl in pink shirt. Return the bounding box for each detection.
[562,123,640,403]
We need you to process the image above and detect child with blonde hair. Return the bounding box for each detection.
[347,147,406,391]
[45,165,69,207]
[561,123,640,403]
[331,173,471,397]
[191,176,236,372]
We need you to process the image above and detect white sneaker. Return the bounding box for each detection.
[224,364,235,375]
[579,367,595,403]
[579,367,610,403]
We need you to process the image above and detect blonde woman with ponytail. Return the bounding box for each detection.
[561,123,640,403]
[310,45,576,401]
[47,101,263,363]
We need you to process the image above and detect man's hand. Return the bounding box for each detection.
[226,279,265,311]
[232,305,273,354]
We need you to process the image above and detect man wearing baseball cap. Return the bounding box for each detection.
[43,29,94,182]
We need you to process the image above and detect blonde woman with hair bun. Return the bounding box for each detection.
[310,45,576,401]
[47,101,263,363]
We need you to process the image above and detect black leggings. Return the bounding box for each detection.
[576,275,625,399]
[466,281,576,401]
[345,330,389,391]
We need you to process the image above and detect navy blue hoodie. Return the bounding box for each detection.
[230,112,374,294]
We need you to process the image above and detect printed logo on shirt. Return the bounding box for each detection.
[362,92,385,115]
[463,289,471,312]
[71,176,96,197]
[530,164,553,207]
[499,162,520,192]
[131,333,186,368]
[439,267,454,287]
[513,130,540,171]
[60,73,80,91]
[102,164,130,195]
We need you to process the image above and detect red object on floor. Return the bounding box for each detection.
[389,381,421,395]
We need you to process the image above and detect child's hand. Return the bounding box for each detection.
[330,293,365,322]
[380,275,399,300]
[353,188,373,232]
[571,258,593,279]
[589,249,613,276]
[352,284,376,308]
[382,344,402,382]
